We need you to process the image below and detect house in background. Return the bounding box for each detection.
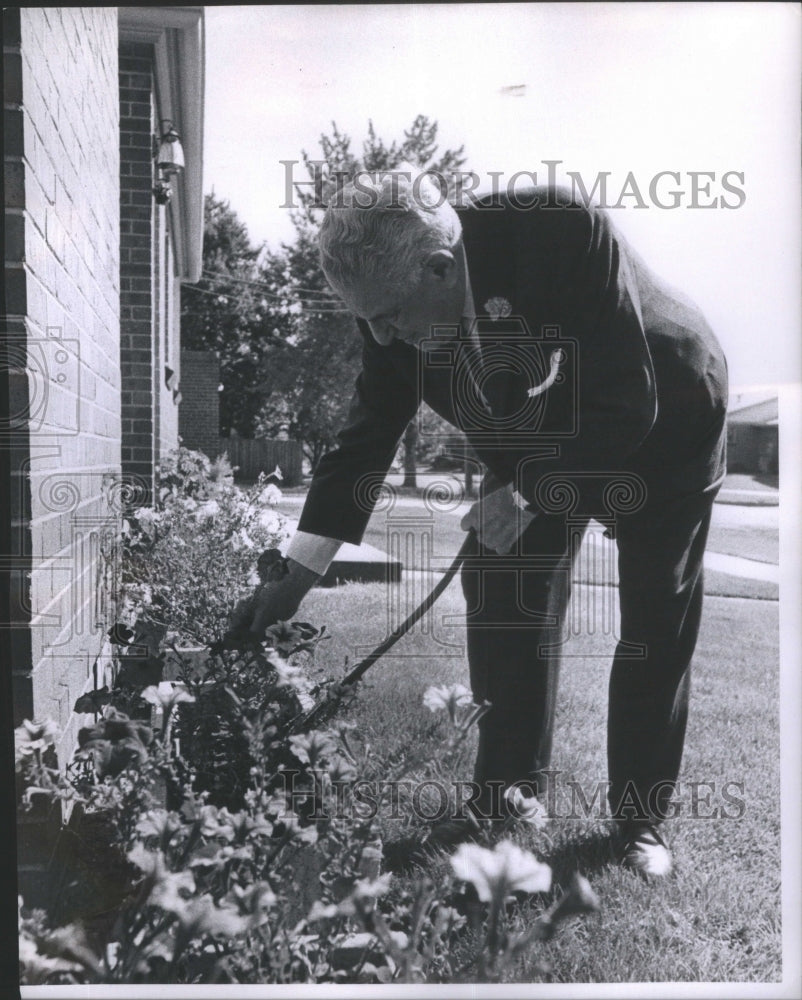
[179,348,305,485]
[178,347,221,460]
[726,391,779,476]
[2,5,204,901]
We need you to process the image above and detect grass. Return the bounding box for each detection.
[703,570,778,601]
[299,577,782,983]
[706,523,779,565]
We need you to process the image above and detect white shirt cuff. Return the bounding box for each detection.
[511,488,530,511]
[286,531,343,576]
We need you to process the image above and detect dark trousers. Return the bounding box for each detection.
[460,480,721,823]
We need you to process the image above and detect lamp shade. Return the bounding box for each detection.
[157,123,185,175]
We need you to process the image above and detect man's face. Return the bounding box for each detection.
[340,246,466,348]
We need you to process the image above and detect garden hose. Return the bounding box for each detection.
[293,528,476,732]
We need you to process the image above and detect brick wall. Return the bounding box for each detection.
[4,8,121,762]
[179,349,220,457]
[4,4,202,911]
[119,42,183,492]
[119,41,156,498]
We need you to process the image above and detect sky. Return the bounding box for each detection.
[202,3,801,391]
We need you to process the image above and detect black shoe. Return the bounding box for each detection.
[619,822,673,878]
[420,810,483,852]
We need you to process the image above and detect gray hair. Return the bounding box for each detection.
[319,167,462,297]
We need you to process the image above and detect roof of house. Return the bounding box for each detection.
[727,391,779,424]
[119,6,205,282]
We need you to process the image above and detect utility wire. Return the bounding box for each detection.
[182,282,349,314]
[194,271,347,310]
[200,268,344,303]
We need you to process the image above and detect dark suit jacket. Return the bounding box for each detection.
[298,188,728,543]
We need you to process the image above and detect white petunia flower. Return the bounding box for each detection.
[141,682,195,715]
[194,499,219,522]
[258,483,282,506]
[451,840,551,902]
[258,509,281,534]
[423,683,473,722]
[229,527,255,551]
[134,506,162,525]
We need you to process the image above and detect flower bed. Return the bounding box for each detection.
[16,447,599,985]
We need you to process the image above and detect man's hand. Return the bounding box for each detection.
[249,557,320,636]
[460,483,537,554]
[221,557,321,649]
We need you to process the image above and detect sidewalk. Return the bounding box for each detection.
[275,470,779,589]
[715,472,779,506]
[283,470,780,506]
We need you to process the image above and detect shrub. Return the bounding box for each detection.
[122,447,290,645]
[16,448,599,985]
[18,684,598,985]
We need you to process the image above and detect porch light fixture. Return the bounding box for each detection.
[156,121,185,176]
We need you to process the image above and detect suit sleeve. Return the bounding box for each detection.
[517,202,657,505]
[296,322,419,544]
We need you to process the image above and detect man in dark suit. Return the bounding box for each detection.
[244,170,728,877]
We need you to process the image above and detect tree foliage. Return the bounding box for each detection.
[180,195,270,437]
[182,118,468,470]
[257,116,467,470]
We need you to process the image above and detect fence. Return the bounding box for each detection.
[220,437,304,486]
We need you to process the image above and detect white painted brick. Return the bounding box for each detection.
[24,271,48,328]
[17,5,123,768]
[24,172,48,240]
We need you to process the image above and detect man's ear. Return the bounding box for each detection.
[424,249,459,286]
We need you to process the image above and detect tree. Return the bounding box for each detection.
[181,195,276,437]
[249,227,362,470]
[182,120,471,475]
[402,421,418,488]
[256,116,468,476]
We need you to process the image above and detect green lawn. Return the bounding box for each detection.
[706,523,779,565]
[298,578,782,984]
